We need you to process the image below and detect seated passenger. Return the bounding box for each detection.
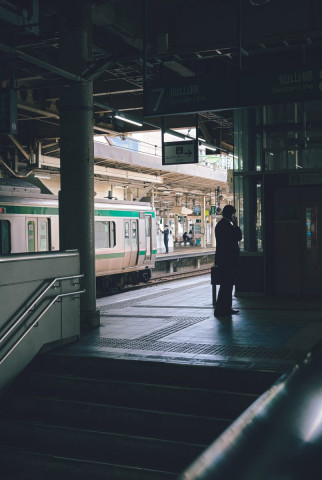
[187,234,194,246]
[183,232,194,246]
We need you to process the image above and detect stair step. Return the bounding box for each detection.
[32,354,280,394]
[19,373,257,418]
[11,395,232,444]
[0,447,177,480]
[0,352,280,479]
[0,419,206,473]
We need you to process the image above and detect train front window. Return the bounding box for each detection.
[95,221,116,248]
[0,220,10,254]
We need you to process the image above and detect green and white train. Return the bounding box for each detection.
[0,179,157,289]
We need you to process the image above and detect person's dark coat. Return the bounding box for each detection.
[214,214,242,316]
[215,217,242,270]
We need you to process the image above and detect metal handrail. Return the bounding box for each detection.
[177,342,322,480]
[0,289,85,366]
[0,274,84,346]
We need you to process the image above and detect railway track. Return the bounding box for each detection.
[97,266,211,297]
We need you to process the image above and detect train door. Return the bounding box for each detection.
[26,217,50,252]
[273,186,322,295]
[123,219,138,268]
[144,214,152,260]
[0,220,10,254]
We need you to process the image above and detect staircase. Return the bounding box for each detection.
[0,353,280,479]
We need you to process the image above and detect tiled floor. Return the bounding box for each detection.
[57,274,322,373]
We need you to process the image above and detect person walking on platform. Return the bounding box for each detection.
[214,205,242,317]
[163,224,170,253]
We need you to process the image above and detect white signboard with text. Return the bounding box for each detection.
[162,140,198,165]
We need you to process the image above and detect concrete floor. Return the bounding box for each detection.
[56,275,322,374]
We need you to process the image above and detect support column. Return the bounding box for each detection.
[201,195,206,248]
[174,214,179,243]
[59,0,100,328]
[210,196,216,248]
[126,187,134,201]
[184,216,189,235]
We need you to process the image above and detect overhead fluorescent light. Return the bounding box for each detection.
[204,144,218,151]
[34,172,51,179]
[114,114,143,127]
[164,128,186,140]
[198,137,206,142]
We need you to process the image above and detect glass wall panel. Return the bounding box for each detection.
[262,100,322,171]
[234,174,244,251]
[256,183,263,252]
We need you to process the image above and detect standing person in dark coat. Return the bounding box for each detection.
[214,205,242,316]
[163,225,170,253]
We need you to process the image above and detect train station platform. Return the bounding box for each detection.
[154,246,215,277]
[53,275,322,374]
[157,245,215,259]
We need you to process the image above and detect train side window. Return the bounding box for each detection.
[38,218,49,251]
[125,221,130,246]
[27,220,36,252]
[95,221,116,248]
[132,221,137,246]
[110,221,116,247]
[0,220,11,254]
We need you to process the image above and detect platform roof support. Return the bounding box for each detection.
[59,0,100,328]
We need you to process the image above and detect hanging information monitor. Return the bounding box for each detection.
[162,140,198,165]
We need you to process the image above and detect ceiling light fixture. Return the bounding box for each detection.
[250,0,270,4]
[114,114,143,127]
[34,172,51,179]
[204,144,218,151]
[164,129,188,140]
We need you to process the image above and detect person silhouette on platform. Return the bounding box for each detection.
[214,205,242,317]
[163,225,170,253]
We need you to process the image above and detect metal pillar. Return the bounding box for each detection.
[210,196,216,248]
[185,216,189,234]
[59,0,100,328]
[201,195,206,248]
[174,214,179,242]
[126,187,134,201]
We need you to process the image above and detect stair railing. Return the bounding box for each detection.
[0,274,85,365]
[177,341,322,480]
